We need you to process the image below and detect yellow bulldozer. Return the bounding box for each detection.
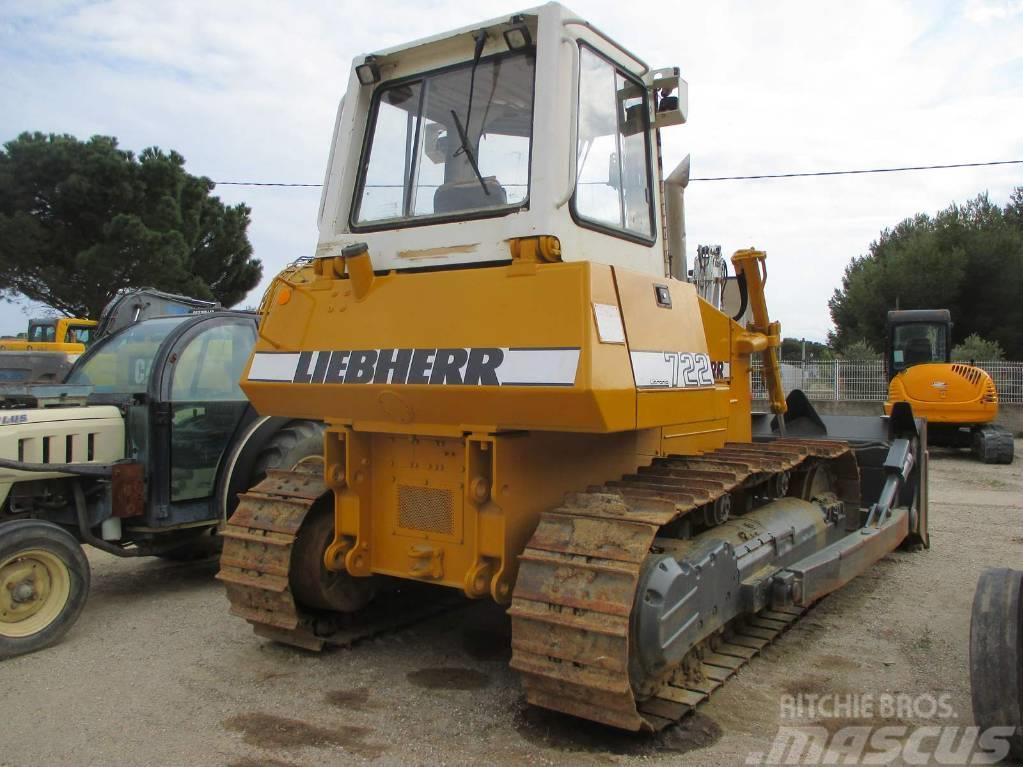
[883,309,1013,464]
[218,3,929,732]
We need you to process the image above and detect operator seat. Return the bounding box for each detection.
[903,337,934,366]
[434,177,507,214]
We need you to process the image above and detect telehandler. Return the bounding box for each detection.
[883,309,1013,464]
[220,3,929,732]
[0,310,322,658]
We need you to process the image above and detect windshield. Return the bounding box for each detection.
[70,326,94,346]
[28,321,56,343]
[354,51,535,227]
[67,317,187,393]
[892,322,949,372]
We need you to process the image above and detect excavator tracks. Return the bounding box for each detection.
[217,467,460,651]
[509,438,857,732]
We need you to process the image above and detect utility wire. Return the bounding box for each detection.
[211,159,1023,188]
[690,159,1023,181]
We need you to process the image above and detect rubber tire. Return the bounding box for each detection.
[969,567,1023,760]
[0,519,90,659]
[253,420,326,480]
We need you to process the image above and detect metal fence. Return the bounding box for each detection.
[751,360,1023,404]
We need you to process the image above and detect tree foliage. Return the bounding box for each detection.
[0,132,262,319]
[952,333,1005,362]
[780,337,834,361]
[828,189,1023,358]
[838,339,881,361]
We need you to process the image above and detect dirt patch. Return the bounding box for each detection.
[325,687,376,711]
[784,674,834,697]
[406,667,490,690]
[811,715,909,735]
[813,654,861,672]
[228,758,306,767]
[515,706,722,755]
[223,712,385,759]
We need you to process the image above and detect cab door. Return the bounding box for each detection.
[162,318,256,516]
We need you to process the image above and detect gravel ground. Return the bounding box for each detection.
[2,442,1021,767]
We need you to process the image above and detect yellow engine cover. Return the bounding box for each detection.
[884,363,998,424]
[242,260,749,439]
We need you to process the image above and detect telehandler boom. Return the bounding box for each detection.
[219,3,928,731]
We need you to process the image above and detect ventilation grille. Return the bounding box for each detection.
[983,380,999,403]
[398,485,454,534]
[951,364,983,385]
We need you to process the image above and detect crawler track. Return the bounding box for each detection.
[217,468,460,651]
[509,439,857,732]
[974,425,1014,465]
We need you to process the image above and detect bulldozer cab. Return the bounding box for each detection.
[67,313,258,525]
[316,2,687,279]
[886,309,951,380]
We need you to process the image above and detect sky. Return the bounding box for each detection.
[1,0,1021,342]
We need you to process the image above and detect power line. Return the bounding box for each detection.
[214,181,322,187]
[211,159,1023,188]
[690,159,1023,181]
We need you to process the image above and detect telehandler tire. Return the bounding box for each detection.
[253,420,326,480]
[0,519,90,659]
[970,567,1023,760]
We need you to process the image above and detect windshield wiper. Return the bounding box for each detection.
[450,109,489,196]
[451,29,490,197]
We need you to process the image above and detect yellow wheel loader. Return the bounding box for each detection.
[883,309,1013,464]
[218,3,929,732]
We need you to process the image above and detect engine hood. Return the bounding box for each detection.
[896,363,991,404]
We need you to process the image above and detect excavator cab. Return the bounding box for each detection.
[884,309,1012,463]
[886,309,951,377]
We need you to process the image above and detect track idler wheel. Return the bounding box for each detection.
[289,502,376,614]
[970,567,1023,760]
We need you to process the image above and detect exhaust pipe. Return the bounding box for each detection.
[664,155,690,281]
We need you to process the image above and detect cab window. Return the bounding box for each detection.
[572,45,654,240]
[67,317,187,393]
[892,323,949,371]
[168,322,255,502]
[28,322,56,343]
[69,327,94,346]
[354,51,535,228]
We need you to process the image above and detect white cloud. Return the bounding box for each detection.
[964,0,1023,22]
[1,0,1021,343]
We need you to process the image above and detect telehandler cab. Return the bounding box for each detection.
[0,311,322,658]
[219,3,929,732]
